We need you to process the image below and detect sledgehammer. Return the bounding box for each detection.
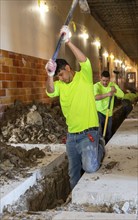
[52,0,90,61]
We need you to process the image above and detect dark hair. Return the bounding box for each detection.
[101,71,110,78]
[55,59,70,75]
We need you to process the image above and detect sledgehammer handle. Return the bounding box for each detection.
[52,0,79,61]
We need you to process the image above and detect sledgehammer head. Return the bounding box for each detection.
[79,0,90,13]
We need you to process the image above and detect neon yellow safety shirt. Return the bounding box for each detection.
[46,58,99,133]
[123,92,138,102]
[94,81,124,116]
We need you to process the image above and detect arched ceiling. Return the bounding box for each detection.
[87,0,138,65]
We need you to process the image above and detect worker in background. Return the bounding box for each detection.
[45,25,105,189]
[94,71,124,144]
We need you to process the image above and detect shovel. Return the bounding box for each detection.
[52,0,90,61]
[103,96,112,139]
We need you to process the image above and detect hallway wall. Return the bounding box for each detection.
[0,0,137,117]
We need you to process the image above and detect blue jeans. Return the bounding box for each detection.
[66,129,105,189]
[98,112,112,144]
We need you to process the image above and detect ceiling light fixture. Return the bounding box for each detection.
[110,54,114,59]
[79,32,89,40]
[93,40,101,49]
[38,0,49,13]
[103,52,109,58]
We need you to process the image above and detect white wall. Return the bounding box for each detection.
[0,0,136,74]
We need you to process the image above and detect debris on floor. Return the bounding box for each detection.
[0,101,67,144]
[0,141,46,184]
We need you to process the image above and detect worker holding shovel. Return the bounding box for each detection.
[45,25,105,189]
[94,71,124,144]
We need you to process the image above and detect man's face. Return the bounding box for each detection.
[57,65,73,83]
[101,76,110,87]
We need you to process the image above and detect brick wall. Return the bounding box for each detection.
[0,49,52,118]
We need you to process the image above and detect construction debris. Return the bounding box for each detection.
[0,142,46,184]
[0,101,67,184]
[0,101,67,144]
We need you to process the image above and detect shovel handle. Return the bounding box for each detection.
[52,0,79,61]
[103,96,113,138]
[108,96,112,109]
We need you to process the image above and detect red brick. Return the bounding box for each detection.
[0,50,57,113]
[19,60,24,67]
[23,82,32,87]
[31,63,35,68]
[10,81,17,88]
[17,82,23,88]
[28,69,33,75]
[5,74,13,80]
[43,60,47,65]
[24,75,31,81]
[9,66,17,73]
[1,50,9,58]
[0,74,5,80]
[17,67,22,74]
[13,59,19,67]
[31,75,36,81]
[2,81,9,88]
[22,68,30,75]
[6,88,25,96]
[9,52,16,59]
[15,54,22,60]
[0,89,6,96]
[2,66,9,73]
[17,75,25,81]
[12,74,18,80]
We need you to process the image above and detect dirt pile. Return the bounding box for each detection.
[0,101,67,144]
[0,141,46,183]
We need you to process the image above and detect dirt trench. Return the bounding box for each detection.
[0,100,133,217]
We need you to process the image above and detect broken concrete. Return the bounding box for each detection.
[0,101,67,144]
[52,211,137,220]
[0,144,67,213]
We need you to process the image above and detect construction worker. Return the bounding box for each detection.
[45,25,105,189]
[94,71,124,144]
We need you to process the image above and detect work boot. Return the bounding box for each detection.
[99,137,105,147]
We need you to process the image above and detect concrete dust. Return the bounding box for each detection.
[1,199,136,220]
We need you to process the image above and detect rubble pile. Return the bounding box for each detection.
[0,142,46,183]
[0,101,67,144]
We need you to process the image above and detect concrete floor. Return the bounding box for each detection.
[71,105,138,218]
[52,211,137,220]
[72,119,138,207]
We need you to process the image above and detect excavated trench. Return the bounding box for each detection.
[21,156,71,212]
[0,100,133,214]
[10,107,131,213]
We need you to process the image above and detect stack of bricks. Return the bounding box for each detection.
[0,49,52,118]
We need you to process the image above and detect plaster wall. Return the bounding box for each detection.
[0,0,136,74]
